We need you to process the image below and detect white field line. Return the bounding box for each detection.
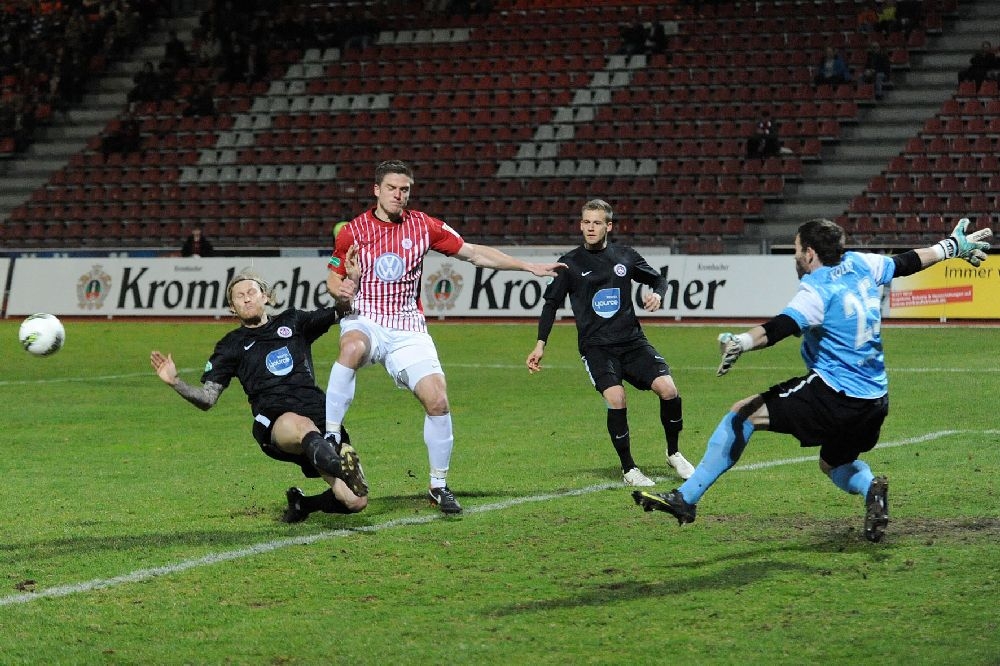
[2,429,995,608]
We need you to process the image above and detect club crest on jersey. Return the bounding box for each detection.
[614,263,627,277]
[374,252,406,281]
[592,288,621,319]
[277,326,292,338]
[401,238,413,250]
[266,346,293,376]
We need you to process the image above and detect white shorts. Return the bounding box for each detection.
[340,314,443,391]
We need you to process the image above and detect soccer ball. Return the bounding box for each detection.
[18,313,66,357]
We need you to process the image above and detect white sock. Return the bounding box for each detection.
[425,413,453,488]
[325,362,356,436]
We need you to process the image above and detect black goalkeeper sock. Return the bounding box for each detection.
[607,408,636,472]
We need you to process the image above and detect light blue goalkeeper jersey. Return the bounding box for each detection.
[781,251,896,399]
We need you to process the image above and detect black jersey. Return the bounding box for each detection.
[201,307,340,416]
[541,243,666,350]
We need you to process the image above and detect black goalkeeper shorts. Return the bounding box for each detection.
[764,372,889,468]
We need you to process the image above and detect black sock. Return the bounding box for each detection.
[296,490,323,514]
[295,489,353,515]
[660,396,683,456]
[302,431,342,476]
[315,489,353,514]
[607,408,636,472]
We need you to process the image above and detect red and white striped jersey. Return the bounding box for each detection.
[328,208,464,332]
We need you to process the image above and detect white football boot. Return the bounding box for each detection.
[623,467,656,486]
[667,452,695,480]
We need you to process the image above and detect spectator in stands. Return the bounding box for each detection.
[108,3,142,56]
[181,226,214,257]
[814,46,851,87]
[875,0,899,34]
[856,2,879,33]
[313,8,341,49]
[445,0,472,19]
[340,8,379,51]
[0,100,17,151]
[191,26,222,67]
[163,29,190,69]
[100,108,141,160]
[182,82,217,117]
[646,19,668,56]
[747,111,782,160]
[472,0,494,16]
[128,61,162,102]
[958,41,1000,90]
[895,0,923,37]
[221,36,266,84]
[12,95,38,152]
[617,20,647,56]
[863,40,893,100]
[55,48,88,105]
[0,0,149,156]
[243,43,268,83]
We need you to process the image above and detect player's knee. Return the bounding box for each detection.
[341,494,368,513]
[651,376,678,400]
[339,335,369,365]
[733,394,764,421]
[413,372,449,414]
[423,395,450,416]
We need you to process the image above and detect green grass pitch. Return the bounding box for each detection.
[1,319,997,663]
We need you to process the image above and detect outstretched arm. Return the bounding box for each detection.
[455,242,566,277]
[150,350,223,411]
[896,218,993,275]
[716,315,799,377]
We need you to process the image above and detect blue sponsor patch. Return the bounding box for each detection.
[591,287,621,319]
[266,346,293,376]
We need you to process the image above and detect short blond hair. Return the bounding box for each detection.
[582,199,613,222]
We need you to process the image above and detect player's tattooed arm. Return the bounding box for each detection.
[171,379,223,411]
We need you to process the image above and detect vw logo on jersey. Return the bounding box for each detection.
[614,263,627,277]
[592,287,621,319]
[265,346,294,376]
[277,326,292,338]
[374,252,406,282]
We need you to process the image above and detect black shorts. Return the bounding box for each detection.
[764,372,889,468]
[251,399,346,479]
[581,339,670,394]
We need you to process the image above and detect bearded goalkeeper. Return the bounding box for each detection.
[634,217,992,542]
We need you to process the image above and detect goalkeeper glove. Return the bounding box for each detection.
[717,332,752,377]
[936,218,993,267]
